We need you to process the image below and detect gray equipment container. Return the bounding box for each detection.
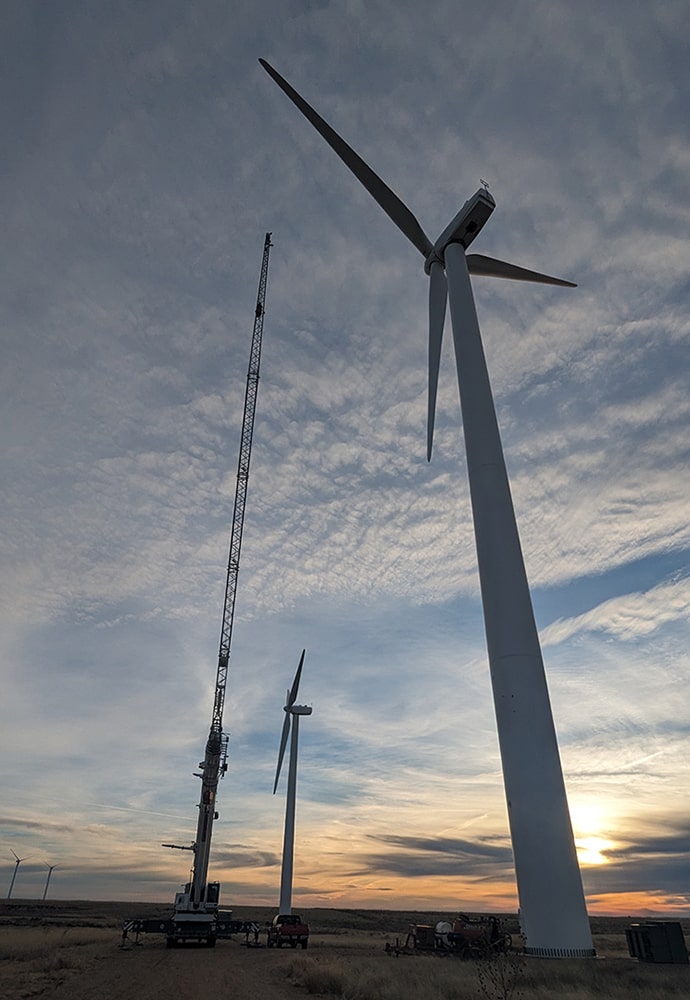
[625,921,688,964]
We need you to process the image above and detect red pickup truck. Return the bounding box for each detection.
[267,913,309,949]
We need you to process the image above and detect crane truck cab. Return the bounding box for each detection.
[165,881,224,948]
[267,912,310,949]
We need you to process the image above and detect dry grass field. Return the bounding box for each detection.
[1,900,688,999]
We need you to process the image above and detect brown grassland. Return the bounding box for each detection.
[1,899,689,999]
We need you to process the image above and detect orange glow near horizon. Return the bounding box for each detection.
[584,890,690,918]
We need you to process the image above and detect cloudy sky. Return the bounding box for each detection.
[2,0,689,917]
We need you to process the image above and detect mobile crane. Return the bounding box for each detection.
[122,233,273,949]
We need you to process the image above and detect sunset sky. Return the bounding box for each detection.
[2,1,689,917]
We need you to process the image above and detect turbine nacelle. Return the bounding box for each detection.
[426,187,496,272]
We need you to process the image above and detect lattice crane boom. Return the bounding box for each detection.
[185,232,273,908]
[214,231,273,734]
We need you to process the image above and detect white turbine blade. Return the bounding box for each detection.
[427,260,447,462]
[273,712,291,794]
[287,649,306,707]
[259,59,434,259]
[466,253,576,287]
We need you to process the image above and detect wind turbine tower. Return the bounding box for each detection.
[273,650,312,915]
[260,60,594,958]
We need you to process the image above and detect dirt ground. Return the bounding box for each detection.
[0,914,308,1000]
[47,939,302,1000]
[0,900,305,1000]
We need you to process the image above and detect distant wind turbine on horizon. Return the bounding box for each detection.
[260,58,594,958]
[273,650,312,915]
[42,863,58,901]
[7,850,29,899]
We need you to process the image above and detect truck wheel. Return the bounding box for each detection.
[207,935,217,948]
[166,937,176,949]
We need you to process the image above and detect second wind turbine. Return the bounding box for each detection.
[273,650,312,915]
[260,59,594,958]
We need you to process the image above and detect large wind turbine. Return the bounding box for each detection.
[273,650,312,915]
[260,60,594,958]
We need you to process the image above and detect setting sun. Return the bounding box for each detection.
[575,835,614,866]
[570,803,617,865]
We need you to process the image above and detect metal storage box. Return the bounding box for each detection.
[625,921,688,964]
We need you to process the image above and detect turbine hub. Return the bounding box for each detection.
[424,248,444,275]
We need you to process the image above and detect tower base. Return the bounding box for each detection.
[524,945,596,958]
